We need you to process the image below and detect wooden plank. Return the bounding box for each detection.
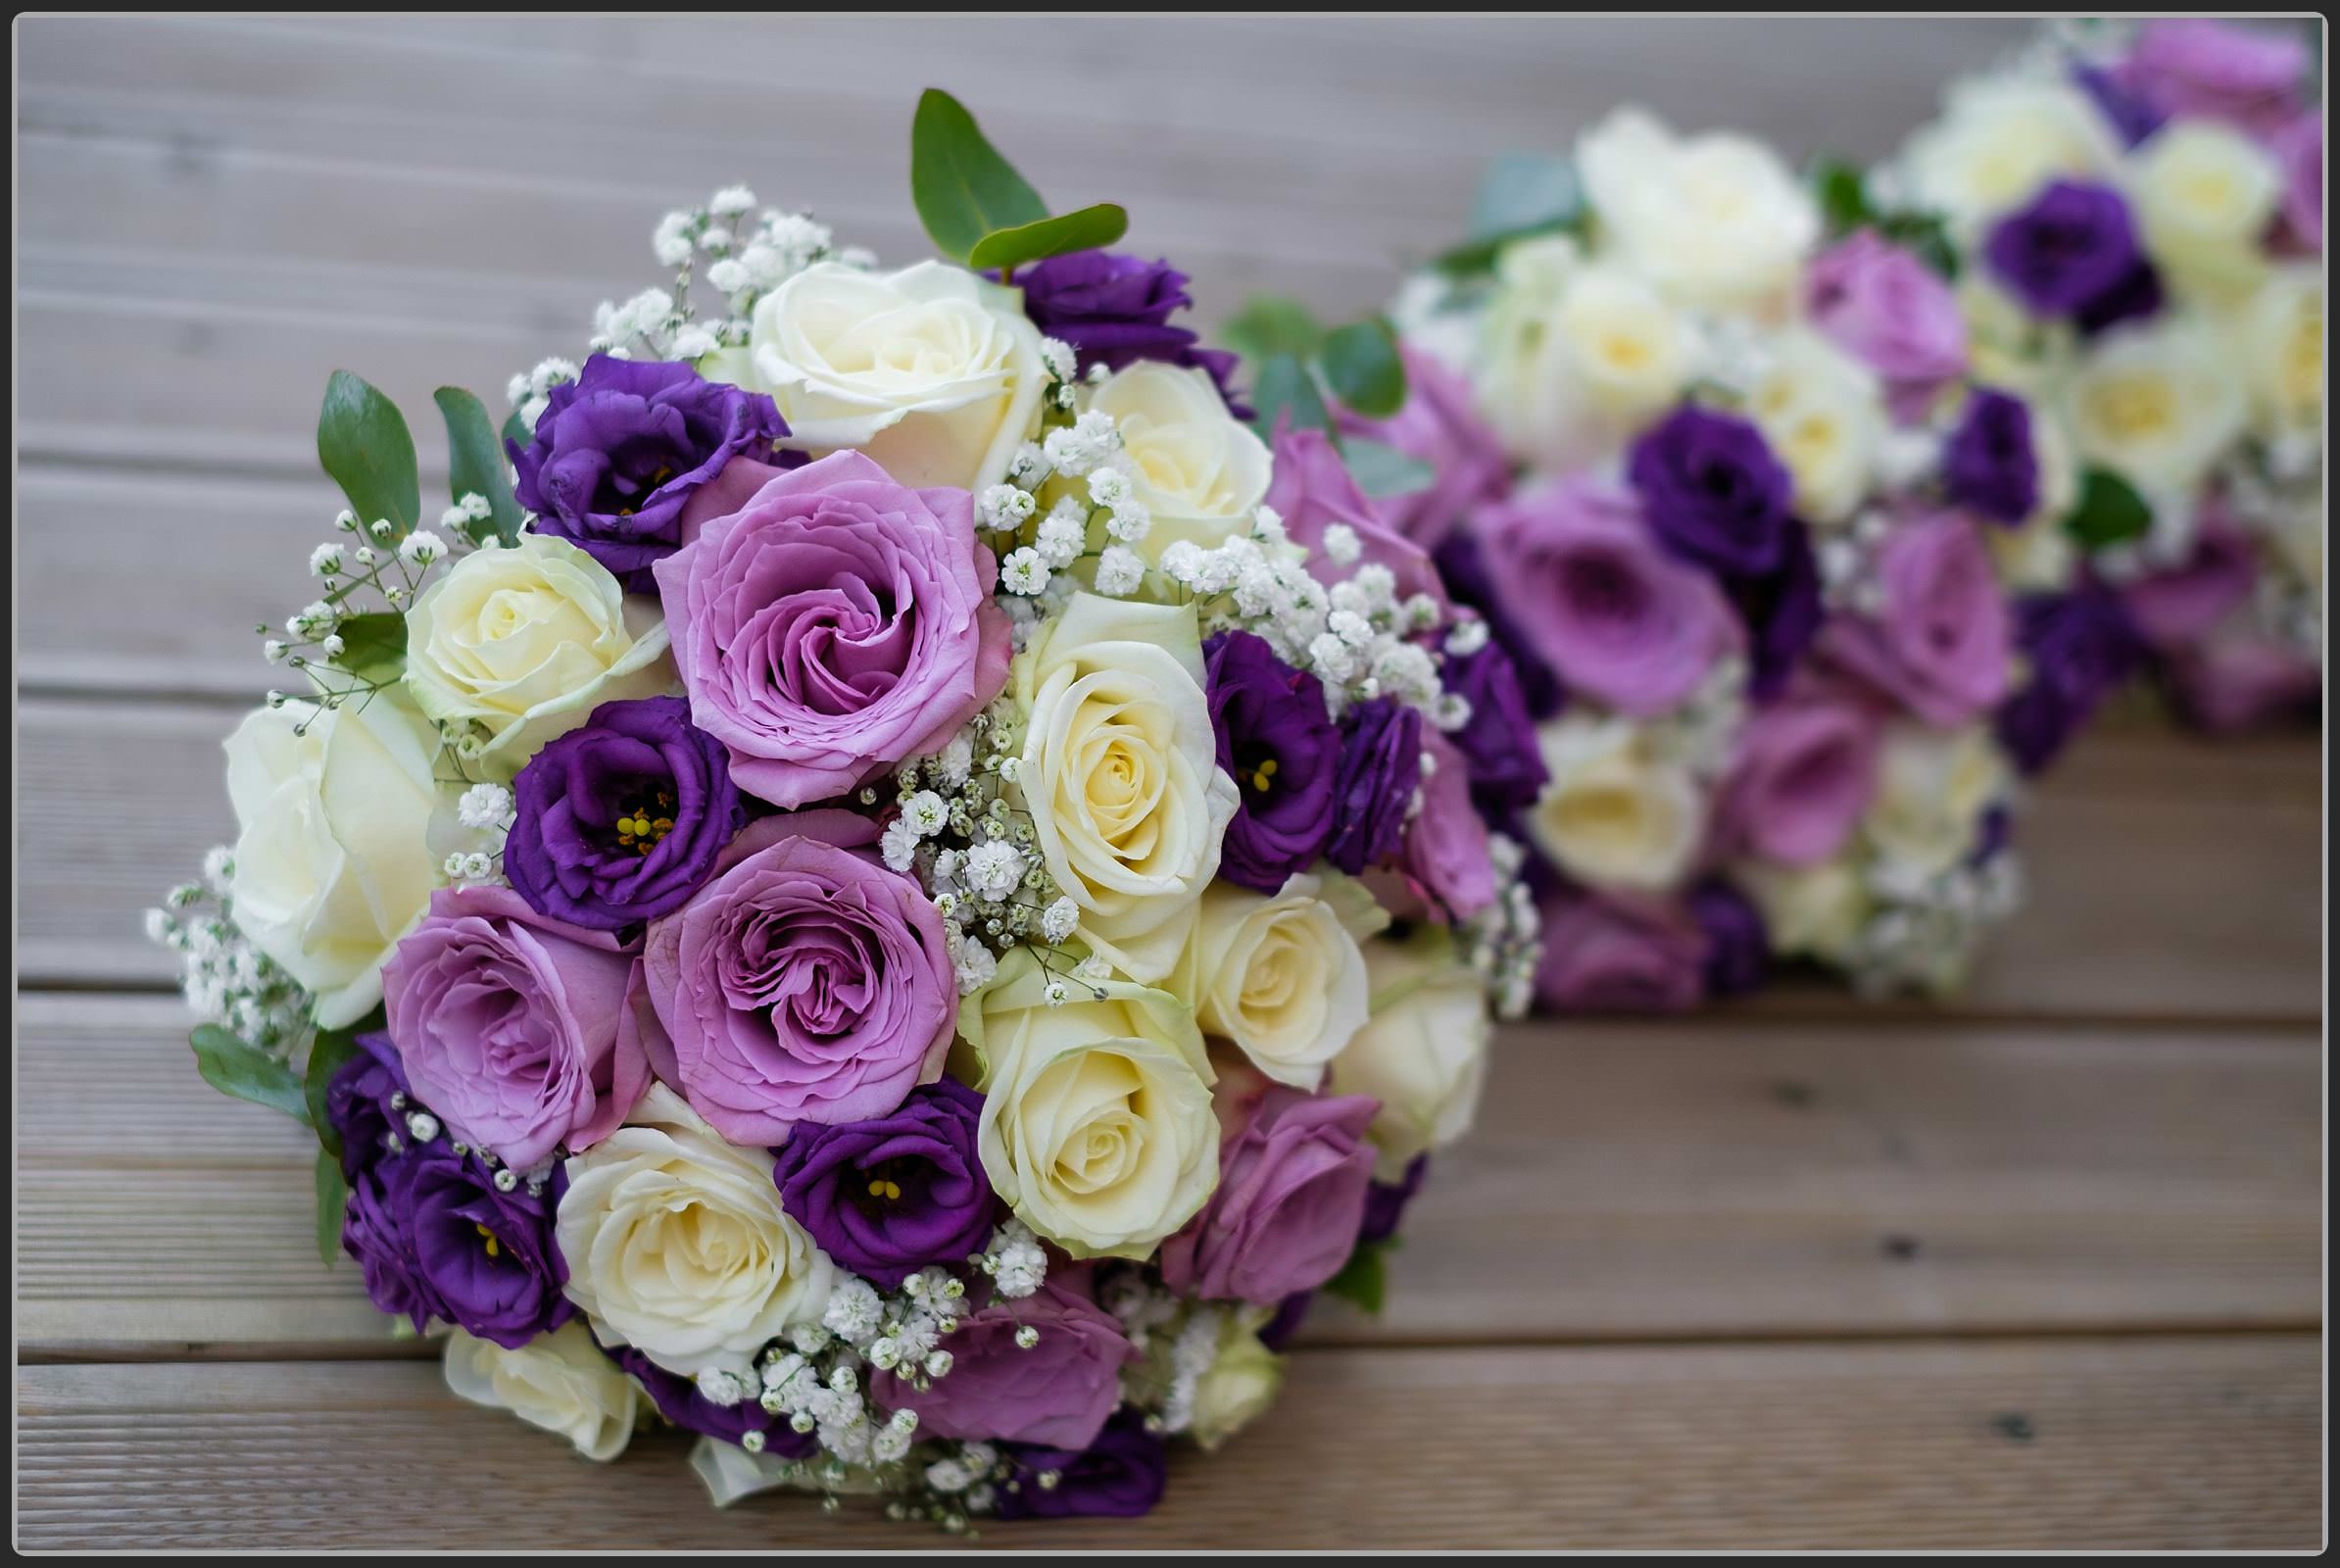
[15,1337,2322,1548]
[18,994,2317,1355]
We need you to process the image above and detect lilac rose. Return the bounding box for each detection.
[1718,693,1882,866]
[2121,19,2310,137]
[1627,405,1797,576]
[872,1277,1140,1449]
[1400,730,1499,921]
[1820,512,2012,725]
[1265,427,1447,609]
[771,1078,997,1289]
[2165,634,2321,731]
[2272,111,2321,250]
[1333,344,1512,551]
[380,885,646,1171]
[1159,1086,1380,1305]
[654,451,1012,808]
[1806,230,1969,418]
[1535,890,1709,1013]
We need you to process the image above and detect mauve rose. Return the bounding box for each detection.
[1821,513,2012,725]
[2121,19,2310,138]
[771,1078,996,1289]
[1325,698,1424,876]
[1333,345,1511,551]
[1159,1086,1380,1305]
[1718,694,1882,866]
[1806,230,1969,416]
[2166,634,2321,731]
[512,355,788,591]
[1942,388,2040,526]
[641,810,954,1146]
[1265,427,1447,608]
[654,451,1012,808]
[2121,518,2258,647]
[1627,405,1797,576]
[1441,640,1550,815]
[609,1346,815,1457]
[381,885,645,1170]
[1433,528,1567,718]
[1982,181,2155,324]
[872,1278,1139,1449]
[1688,879,1771,997]
[996,1408,1168,1520]
[1203,630,1341,894]
[2272,111,2322,249]
[1995,586,2147,774]
[1536,890,1709,1013]
[1480,476,1739,715]
[504,696,746,931]
[1012,250,1247,416]
[1401,731,1500,920]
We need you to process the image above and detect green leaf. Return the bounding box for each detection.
[1434,153,1585,274]
[315,1149,349,1267]
[1247,353,1332,440]
[1809,156,1873,232]
[970,203,1129,272]
[910,87,1049,263]
[1221,295,1326,368]
[2064,466,2155,550]
[317,370,420,538]
[329,611,408,685]
[1321,318,1407,418]
[1321,1241,1389,1314]
[302,1022,372,1161]
[434,386,525,545]
[191,1025,310,1123]
[501,407,532,452]
[1877,209,1960,279]
[1344,437,1437,499]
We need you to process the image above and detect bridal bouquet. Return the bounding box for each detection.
[1341,107,2070,1007]
[1893,16,2322,730]
[147,92,1536,1528]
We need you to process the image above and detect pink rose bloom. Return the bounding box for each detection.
[655,451,1011,809]
[2121,519,2258,648]
[2272,111,2321,251]
[1717,692,1882,867]
[381,885,645,1169]
[640,810,953,1145]
[1333,345,1512,552]
[1159,1085,1380,1306]
[1535,890,1708,1014]
[1265,426,1446,608]
[2167,634,2321,730]
[1806,230,1969,420]
[1821,512,2011,724]
[2121,19,2310,138]
[1398,731,1500,920]
[871,1277,1138,1449]
[1480,476,1740,715]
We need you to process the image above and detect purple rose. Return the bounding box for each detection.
[504,696,746,931]
[1480,476,1740,714]
[872,1278,1138,1449]
[641,811,955,1146]
[1995,586,2148,774]
[1203,630,1341,893]
[2165,633,2321,731]
[1536,890,1709,1013]
[2121,514,2258,647]
[1357,1153,1429,1248]
[1400,731,1499,921]
[342,1139,572,1349]
[1688,879,1770,998]
[2121,19,2310,138]
[655,451,1013,809]
[1325,698,1423,876]
[1264,427,1447,609]
[1160,1087,1379,1305]
[511,356,787,591]
[1982,180,2157,326]
[1724,527,1827,703]
[323,1031,411,1181]
[1440,640,1549,815]
[1718,694,1881,866]
[609,1346,815,1457]
[1333,345,1511,551]
[2273,111,2322,250]
[1943,387,2041,526]
[381,885,646,1170]
[1821,512,2012,725]
[772,1078,996,1289]
[1013,250,1247,416]
[1628,405,1797,576]
[996,1408,1168,1521]
[1806,231,1969,416]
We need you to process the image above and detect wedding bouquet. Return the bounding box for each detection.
[1337,106,2071,1007]
[1892,16,2322,731]
[147,92,1536,1528]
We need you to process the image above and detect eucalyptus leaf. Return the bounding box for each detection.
[434,386,525,545]
[1321,1240,1389,1314]
[316,1149,349,1266]
[502,407,532,452]
[1434,152,1585,274]
[330,611,408,685]
[1321,318,1407,418]
[317,370,420,537]
[303,1022,372,1161]
[969,203,1129,272]
[910,87,1048,263]
[1221,294,1326,368]
[2064,466,2154,549]
[1344,438,1437,499]
[191,1025,311,1123]
[1247,353,1332,440]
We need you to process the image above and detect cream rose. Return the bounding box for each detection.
[2064,317,2248,499]
[403,533,670,779]
[2236,265,2323,439]
[1528,715,1705,893]
[958,948,1219,1259]
[739,259,1046,490]
[1010,592,1241,982]
[1578,107,1819,313]
[2130,122,2283,304]
[222,685,454,1028]
[1170,871,1384,1091]
[443,1322,638,1461]
[1733,858,1869,963]
[1189,1311,1284,1451]
[1086,361,1271,557]
[1900,76,2121,229]
[1862,721,2009,881]
[1330,928,1491,1177]
[557,1084,835,1378]
[1748,329,1887,528]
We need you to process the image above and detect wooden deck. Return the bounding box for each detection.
[13,15,2325,1551]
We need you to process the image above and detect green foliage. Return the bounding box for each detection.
[967,204,1130,272]
[1321,1240,1390,1314]
[502,407,533,452]
[1320,318,1406,418]
[1247,353,1332,440]
[329,612,408,685]
[1222,295,1327,368]
[2065,466,2155,549]
[1809,156,1873,231]
[910,88,1050,263]
[316,1149,349,1267]
[317,370,420,538]
[302,1022,372,1161]
[1435,152,1585,274]
[1343,437,1437,499]
[434,386,525,545]
[190,1024,310,1123]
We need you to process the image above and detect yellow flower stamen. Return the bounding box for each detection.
[474,1222,501,1259]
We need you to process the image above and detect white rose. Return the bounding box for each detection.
[404,533,671,780]
[2129,122,2282,304]
[223,686,454,1028]
[1733,858,1869,963]
[1170,871,1385,1091]
[1578,107,1819,312]
[2235,265,2323,439]
[557,1083,834,1379]
[1010,592,1241,982]
[443,1322,638,1462]
[1861,721,2009,881]
[1330,928,1491,1177]
[1087,361,1271,557]
[1190,1312,1284,1451]
[739,259,1046,490]
[959,948,1218,1259]
[2064,316,2248,499]
[1748,329,1886,528]
[1528,715,1705,893]
[1900,76,2121,230]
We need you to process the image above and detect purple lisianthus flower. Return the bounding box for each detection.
[2121,18,2310,138]
[1440,640,1549,815]
[1688,879,1770,998]
[771,1078,995,1289]
[1357,1154,1429,1248]
[1995,586,2148,774]
[1629,405,1797,577]
[343,1140,572,1349]
[511,355,788,591]
[324,1031,411,1181]
[1257,1290,1316,1351]
[1983,180,2159,329]
[1721,527,1826,703]
[872,1279,1139,1449]
[505,696,746,932]
[1536,890,1709,1013]
[1433,529,1566,719]
[1325,698,1424,876]
[2073,62,2168,148]
[1159,1087,1380,1305]
[1333,345,1511,551]
[996,1408,1168,1521]
[1203,631,1341,893]
[1014,250,1247,416]
[609,1346,816,1456]
[1943,388,2041,526]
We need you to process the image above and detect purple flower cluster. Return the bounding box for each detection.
[1014,250,1248,416]
[1983,180,2162,334]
